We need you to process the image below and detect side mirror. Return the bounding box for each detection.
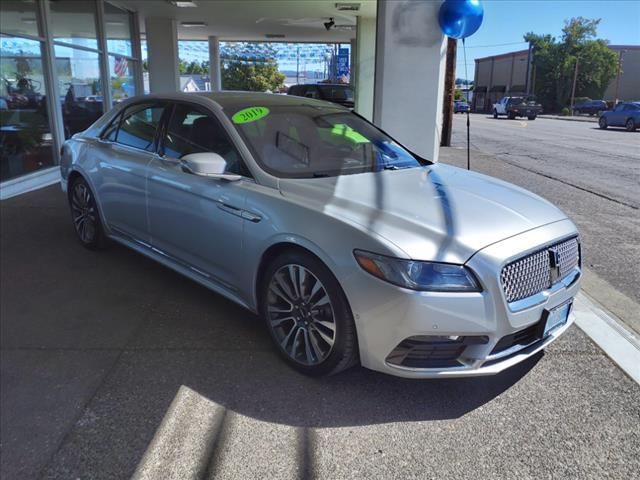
[180,152,241,181]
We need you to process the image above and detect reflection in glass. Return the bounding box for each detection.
[105,2,133,57]
[50,0,98,50]
[0,1,40,38]
[109,55,135,103]
[54,45,102,138]
[0,36,54,181]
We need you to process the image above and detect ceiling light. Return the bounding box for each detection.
[335,3,360,11]
[334,25,355,31]
[181,21,208,28]
[170,1,198,7]
[21,17,37,24]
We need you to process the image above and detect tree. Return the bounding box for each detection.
[221,43,285,92]
[525,17,618,112]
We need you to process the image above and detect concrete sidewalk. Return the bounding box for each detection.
[1,185,639,480]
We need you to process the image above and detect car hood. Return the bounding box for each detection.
[278,163,567,263]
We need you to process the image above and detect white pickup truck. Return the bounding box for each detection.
[493,96,542,120]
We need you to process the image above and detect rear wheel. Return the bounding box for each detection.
[625,118,636,132]
[260,251,358,376]
[68,176,106,249]
[493,109,498,119]
[528,115,536,120]
[598,117,608,129]
[507,112,516,120]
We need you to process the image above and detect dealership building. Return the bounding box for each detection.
[472,45,640,112]
[0,0,451,199]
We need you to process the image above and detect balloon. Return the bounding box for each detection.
[438,0,484,40]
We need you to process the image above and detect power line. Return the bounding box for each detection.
[462,41,528,48]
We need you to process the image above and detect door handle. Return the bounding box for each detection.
[218,203,243,218]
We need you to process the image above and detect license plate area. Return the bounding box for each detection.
[542,301,572,337]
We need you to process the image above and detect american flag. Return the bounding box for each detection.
[114,56,128,77]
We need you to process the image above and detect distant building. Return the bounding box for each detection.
[472,45,639,112]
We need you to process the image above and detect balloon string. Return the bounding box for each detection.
[462,37,470,171]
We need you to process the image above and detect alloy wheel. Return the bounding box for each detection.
[266,264,336,366]
[626,118,636,132]
[70,181,97,244]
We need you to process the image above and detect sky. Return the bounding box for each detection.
[457,0,640,80]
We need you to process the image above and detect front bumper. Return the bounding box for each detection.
[342,219,581,379]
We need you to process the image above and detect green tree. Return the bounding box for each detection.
[221,43,285,92]
[525,17,618,112]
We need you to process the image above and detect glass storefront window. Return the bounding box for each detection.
[54,44,102,138]
[0,36,55,181]
[50,0,98,50]
[0,1,40,38]
[105,2,133,57]
[108,55,135,103]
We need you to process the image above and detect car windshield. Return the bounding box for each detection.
[226,104,426,178]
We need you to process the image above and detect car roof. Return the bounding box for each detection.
[122,91,347,112]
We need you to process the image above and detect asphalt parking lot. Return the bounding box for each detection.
[1,186,639,480]
[447,114,640,333]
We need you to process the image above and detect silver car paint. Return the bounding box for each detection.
[60,92,581,378]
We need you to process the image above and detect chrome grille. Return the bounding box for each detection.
[501,237,580,303]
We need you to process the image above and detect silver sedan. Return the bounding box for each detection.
[60,92,582,378]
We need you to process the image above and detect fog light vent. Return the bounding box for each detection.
[386,335,488,369]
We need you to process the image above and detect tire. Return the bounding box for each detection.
[528,115,536,120]
[68,176,107,249]
[260,250,358,376]
[598,117,608,129]
[625,118,636,132]
[493,109,498,119]
[507,112,516,120]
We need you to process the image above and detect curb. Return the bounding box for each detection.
[538,115,597,123]
[573,292,640,384]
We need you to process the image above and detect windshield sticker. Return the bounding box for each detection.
[232,106,270,124]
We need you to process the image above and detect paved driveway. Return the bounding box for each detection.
[1,186,639,480]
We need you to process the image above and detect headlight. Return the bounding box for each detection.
[354,250,481,292]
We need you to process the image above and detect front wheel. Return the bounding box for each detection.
[626,118,636,132]
[528,115,537,120]
[598,117,608,129]
[68,176,107,249]
[260,251,358,376]
[493,109,498,119]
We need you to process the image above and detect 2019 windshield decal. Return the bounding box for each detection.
[232,106,270,124]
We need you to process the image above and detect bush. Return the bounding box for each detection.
[561,107,571,116]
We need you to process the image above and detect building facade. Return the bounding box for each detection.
[472,45,640,113]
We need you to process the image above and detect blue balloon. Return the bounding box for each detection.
[438,0,484,39]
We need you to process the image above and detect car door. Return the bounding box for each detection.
[94,101,166,242]
[609,103,626,126]
[146,101,252,292]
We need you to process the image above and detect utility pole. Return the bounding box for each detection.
[613,49,625,106]
[570,56,579,115]
[440,37,457,147]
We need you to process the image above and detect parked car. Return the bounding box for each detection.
[60,92,581,378]
[454,100,470,113]
[573,99,607,116]
[288,83,354,108]
[493,96,542,120]
[598,102,640,131]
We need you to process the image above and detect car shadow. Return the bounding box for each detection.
[591,127,639,133]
